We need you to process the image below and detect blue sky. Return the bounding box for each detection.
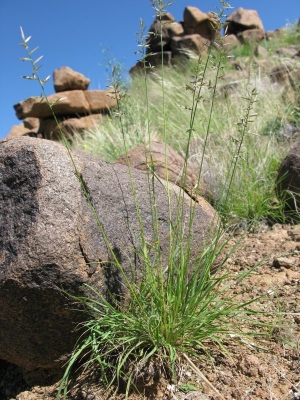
[0,0,299,140]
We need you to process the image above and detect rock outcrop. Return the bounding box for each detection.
[130,6,266,73]
[0,136,217,374]
[130,7,220,73]
[7,67,116,140]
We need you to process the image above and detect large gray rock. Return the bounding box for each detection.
[0,137,217,373]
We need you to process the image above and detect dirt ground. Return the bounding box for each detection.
[1,223,300,400]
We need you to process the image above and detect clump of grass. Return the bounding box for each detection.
[56,238,265,399]
[18,1,297,399]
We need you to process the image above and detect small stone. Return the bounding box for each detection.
[289,225,300,241]
[273,257,294,269]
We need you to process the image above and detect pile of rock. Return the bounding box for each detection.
[130,6,265,72]
[223,7,264,50]
[7,66,117,140]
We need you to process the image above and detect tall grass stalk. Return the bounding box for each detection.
[18,1,293,399]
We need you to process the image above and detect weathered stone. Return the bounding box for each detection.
[129,61,144,76]
[38,114,102,140]
[266,28,285,40]
[14,90,116,120]
[146,13,176,53]
[156,11,174,22]
[237,28,265,43]
[293,50,300,59]
[276,45,299,58]
[116,141,215,203]
[183,6,208,33]
[148,51,173,67]
[270,64,292,84]
[223,34,241,50]
[273,257,295,269]
[226,8,264,37]
[6,118,39,139]
[255,59,269,71]
[84,90,117,114]
[183,7,219,41]
[23,117,39,130]
[186,137,221,202]
[0,137,217,373]
[53,66,90,92]
[276,142,300,211]
[289,68,300,90]
[145,16,184,55]
[14,91,90,119]
[38,119,58,139]
[255,45,268,57]
[167,22,184,37]
[130,52,173,74]
[59,114,102,133]
[288,225,300,241]
[6,124,31,139]
[171,34,207,56]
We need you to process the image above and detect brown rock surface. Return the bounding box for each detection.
[270,64,292,84]
[84,90,117,113]
[58,114,102,134]
[223,33,241,50]
[53,66,90,92]
[38,114,102,140]
[116,141,214,203]
[0,136,217,373]
[14,90,116,120]
[276,45,299,58]
[14,91,90,119]
[6,124,33,139]
[183,6,219,41]
[166,22,184,37]
[6,118,40,139]
[226,7,264,37]
[130,52,173,74]
[146,16,174,53]
[266,28,285,40]
[237,28,265,43]
[23,117,39,130]
[171,34,207,55]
